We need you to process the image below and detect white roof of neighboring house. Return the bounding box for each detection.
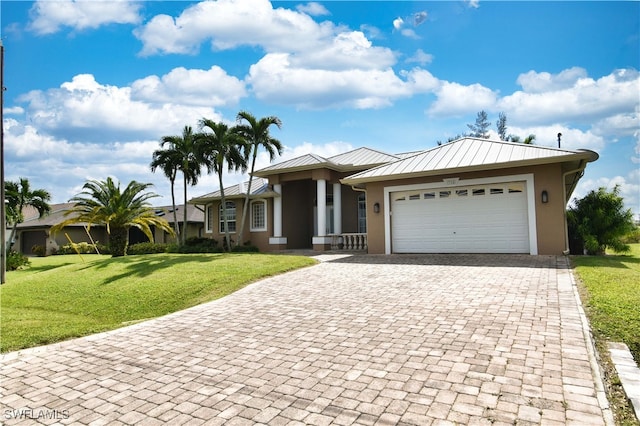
[254,147,400,176]
[190,178,275,203]
[342,138,599,184]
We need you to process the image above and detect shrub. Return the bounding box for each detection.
[622,227,640,244]
[166,237,221,253]
[231,245,259,253]
[56,242,105,255]
[31,244,46,257]
[7,251,30,270]
[127,242,168,255]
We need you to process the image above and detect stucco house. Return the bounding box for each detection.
[190,138,598,255]
[11,203,204,255]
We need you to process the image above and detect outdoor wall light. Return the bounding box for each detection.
[373,202,380,213]
[541,190,549,204]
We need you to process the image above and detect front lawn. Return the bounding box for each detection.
[1,253,316,353]
[572,244,640,425]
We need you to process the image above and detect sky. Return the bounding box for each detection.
[2,0,639,218]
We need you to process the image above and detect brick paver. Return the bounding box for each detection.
[1,254,610,424]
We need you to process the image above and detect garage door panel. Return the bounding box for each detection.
[391,183,529,254]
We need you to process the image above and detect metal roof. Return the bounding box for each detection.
[190,178,275,203]
[254,147,399,177]
[342,138,599,184]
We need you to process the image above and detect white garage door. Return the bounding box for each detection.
[391,182,530,253]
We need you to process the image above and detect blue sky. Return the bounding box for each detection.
[2,0,639,218]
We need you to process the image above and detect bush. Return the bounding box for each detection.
[622,227,640,244]
[231,245,259,253]
[31,244,46,257]
[56,242,106,255]
[127,242,168,255]
[7,251,30,270]
[166,237,221,253]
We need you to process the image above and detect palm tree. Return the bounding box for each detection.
[52,177,175,257]
[153,126,202,245]
[5,178,52,252]
[234,111,283,244]
[198,118,247,250]
[150,146,181,239]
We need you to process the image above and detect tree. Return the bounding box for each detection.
[198,119,247,250]
[467,110,491,139]
[507,134,536,144]
[52,178,175,257]
[496,112,508,141]
[234,111,283,245]
[153,126,202,245]
[5,178,51,252]
[567,185,635,255]
[150,144,181,239]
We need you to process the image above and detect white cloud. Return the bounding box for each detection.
[406,49,434,65]
[428,81,498,116]
[575,174,640,218]
[4,106,25,115]
[467,0,480,9]
[400,28,420,39]
[28,0,141,35]
[18,74,220,142]
[248,53,427,109]
[134,0,336,56]
[501,68,640,125]
[392,17,404,30]
[131,66,247,107]
[507,125,605,152]
[296,2,330,16]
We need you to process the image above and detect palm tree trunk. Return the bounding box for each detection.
[218,171,231,252]
[183,173,188,245]
[6,223,18,252]
[170,178,179,241]
[109,226,129,257]
[237,150,258,248]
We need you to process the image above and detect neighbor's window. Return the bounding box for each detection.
[206,204,215,233]
[250,200,267,232]
[219,201,236,233]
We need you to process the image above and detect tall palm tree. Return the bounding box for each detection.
[150,146,181,239]
[5,178,52,252]
[198,118,246,250]
[52,178,175,257]
[234,111,283,244]
[154,126,202,245]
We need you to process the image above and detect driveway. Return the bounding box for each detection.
[1,254,610,425]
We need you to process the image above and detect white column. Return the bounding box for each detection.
[317,179,326,236]
[269,184,287,245]
[333,182,342,235]
[273,184,282,237]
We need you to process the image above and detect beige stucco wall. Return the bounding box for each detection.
[363,163,569,255]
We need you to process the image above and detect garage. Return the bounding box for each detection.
[391,181,530,253]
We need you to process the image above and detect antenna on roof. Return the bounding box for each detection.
[557,133,562,148]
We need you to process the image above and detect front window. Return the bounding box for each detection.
[219,201,236,233]
[358,193,367,233]
[206,204,215,233]
[250,200,267,232]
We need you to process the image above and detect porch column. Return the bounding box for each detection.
[316,179,326,236]
[333,182,342,235]
[269,184,287,246]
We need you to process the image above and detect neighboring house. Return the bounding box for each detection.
[11,203,204,255]
[191,138,598,255]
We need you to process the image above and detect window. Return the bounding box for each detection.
[409,194,420,200]
[206,204,215,233]
[219,201,236,233]
[439,190,451,198]
[358,193,367,233]
[455,189,468,197]
[508,183,524,193]
[472,188,485,196]
[424,192,436,199]
[250,200,267,232]
[490,187,504,195]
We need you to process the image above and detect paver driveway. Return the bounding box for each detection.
[1,254,610,425]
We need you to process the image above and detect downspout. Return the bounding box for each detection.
[561,160,587,255]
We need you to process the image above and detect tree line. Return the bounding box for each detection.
[437,110,536,145]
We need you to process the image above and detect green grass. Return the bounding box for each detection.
[572,244,640,363]
[1,253,316,353]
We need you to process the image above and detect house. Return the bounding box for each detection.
[190,138,598,255]
[11,203,204,255]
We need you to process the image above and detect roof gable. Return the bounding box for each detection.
[328,147,399,167]
[190,178,273,203]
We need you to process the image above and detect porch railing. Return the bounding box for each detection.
[330,233,368,251]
